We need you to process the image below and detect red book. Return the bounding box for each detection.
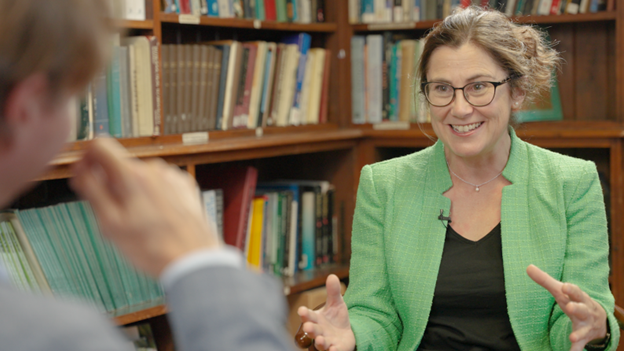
[197,166,258,250]
[550,0,562,14]
[265,0,277,21]
[318,49,331,124]
[180,0,191,14]
[460,0,471,7]
[232,43,257,128]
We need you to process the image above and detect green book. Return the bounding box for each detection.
[276,0,287,21]
[256,0,266,20]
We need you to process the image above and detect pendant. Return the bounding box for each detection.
[475,187,480,192]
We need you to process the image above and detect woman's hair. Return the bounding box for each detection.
[416,6,561,107]
[0,0,115,118]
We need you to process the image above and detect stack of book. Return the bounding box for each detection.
[0,203,163,316]
[348,0,608,24]
[163,0,326,23]
[161,33,331,134]
[351,34,428,124]
[198,166,337,278]
[72,36,161,141]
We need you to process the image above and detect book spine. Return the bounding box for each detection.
[93,72,110,136]
[207,0,220,15]
[215,45,230,130]
[366,35,383,124]
[318,49,330,124]
[361,0,375,23]
[240,44,258,128]
[148,36,161,136]
[108,47,123,138]
[351,37,366,124]
[284,33,311,126]
[197,46,210,132]
[233,46,251,128]
[256,0,266,19]
[265,0,277,20]
[349,0,360,23]
[276,0,288,21]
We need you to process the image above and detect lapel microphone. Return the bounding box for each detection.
[438,209,452,223]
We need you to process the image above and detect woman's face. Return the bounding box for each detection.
[426,43,523,161]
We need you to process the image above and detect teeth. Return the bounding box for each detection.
[452,122,482,133]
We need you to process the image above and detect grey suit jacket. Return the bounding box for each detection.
[0,266,293,351]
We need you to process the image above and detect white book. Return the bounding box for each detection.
[124,0,146,20]
[217,0,233,17]
[505,0,517,16]
[307,48,325,125]
[191,0,202,15]
[221,41,241,130]
[248,42,268,129]
[122,37,154,137]
[276,44,300,127]
[349,0,360,23]
[286,201,298,277]
[538,0,553,14]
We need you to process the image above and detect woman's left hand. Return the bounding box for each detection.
[527,264,608,351]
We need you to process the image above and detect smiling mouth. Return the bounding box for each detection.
[451,122,483,133]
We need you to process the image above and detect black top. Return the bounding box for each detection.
[417,223,521,351]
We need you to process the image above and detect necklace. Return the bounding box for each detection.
[446,160,503,192]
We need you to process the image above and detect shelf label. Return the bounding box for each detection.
[182,132,209,145]
[255,127,264,137]
[179,14,201,24]
[367,22,417,31]
[253,20,262,29]
[372,121,410,130]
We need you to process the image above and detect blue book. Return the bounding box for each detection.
[214,45,230,131]
[107,47,123,138]
[389,44,398,121]
[282,33,311,125]
[93,72,109,136]
[361,0,375,22]
[259,49,273,125]
[207,0,219,15]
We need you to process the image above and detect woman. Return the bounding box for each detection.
[298,6,619,351]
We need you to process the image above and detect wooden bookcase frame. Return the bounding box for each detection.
[28,0,624,349]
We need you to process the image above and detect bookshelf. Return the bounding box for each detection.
[20,0,624,349]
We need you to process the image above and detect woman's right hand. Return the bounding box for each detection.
[297,274,356,351]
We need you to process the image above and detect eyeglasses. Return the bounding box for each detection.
[421,75,518,107]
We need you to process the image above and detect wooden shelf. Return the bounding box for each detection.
[359,121,624,149]
[113,303,167,326]
[39,127,362,181]
[111,263,350,325]
[159,13,337,32]
[351,11,615,31]
[282,263,350,295]
[115,19,155,30]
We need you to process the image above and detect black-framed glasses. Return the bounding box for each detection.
[421,75,519,107]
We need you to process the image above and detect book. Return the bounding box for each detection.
[514,71,563,123]
[283,33,312,126]
[260,42,278,127]
[197,166,258,250]
[122,36,155,137]
[366,35,383,123]
[107,46,123,138]
[248,42,268,129]
[214,44,231,130]
[275,44,300,126]
[318,48,331,124]
[92,71,110,136]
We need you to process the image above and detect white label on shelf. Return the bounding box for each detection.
[255,127,264,137]
[367,22,416,31]
[253,19,262,29]
[179,14,201,24]
[284,286,291,295]
[372,121,410,130]
[182,132,209,145]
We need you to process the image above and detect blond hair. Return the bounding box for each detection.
[417,6,561,107]
[0,0,115,115]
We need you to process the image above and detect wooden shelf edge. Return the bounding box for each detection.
[159,13,337,32]
[38,128,363,181]
[358,121,624,140]
[351,11,615,31]
[283,263,350,296]
[115,19,155,30]
[110,264,350,325]
[113,303,167,325]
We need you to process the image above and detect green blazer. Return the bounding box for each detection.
[344,129,619,351]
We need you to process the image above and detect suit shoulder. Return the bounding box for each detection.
[0,287,131,350]
[367,144,436,176]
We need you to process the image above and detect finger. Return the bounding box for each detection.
[302,321,324,339]
[325,274,343,308]
[79,137,136,198]
[298,306,319,324]
[566,301,591,320]
[527,264,566,300]
[562,283,590,304]
[570,325,593,343]
[314,335,328,350]
[569,341,585,351]
[71,163,119,230]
